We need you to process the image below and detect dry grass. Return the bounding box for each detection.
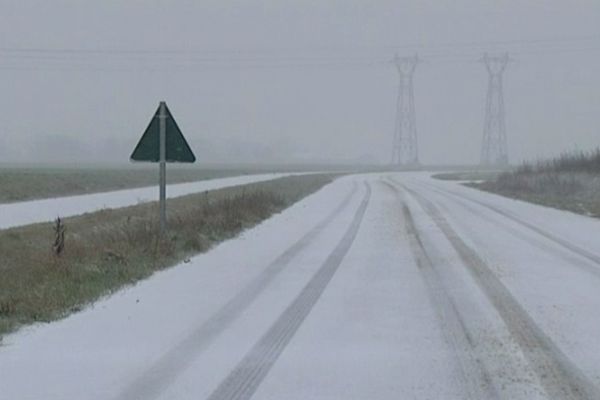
[0,174,335,339]
[432,170,506,182]
[470,149,600,217]
[515,148,600,175]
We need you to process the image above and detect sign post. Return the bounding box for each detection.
[131,101,196,236]
[158,102,167,233]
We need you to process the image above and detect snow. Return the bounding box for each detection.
[407,174,600,392]
[2,172,600,399]
[0,173,306,230]
[249,178,462,400]
[0,175,360,400]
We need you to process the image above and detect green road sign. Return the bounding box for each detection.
[130,102,196,163]
[131,101,196,235]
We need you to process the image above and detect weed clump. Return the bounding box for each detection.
[53,217,66,256]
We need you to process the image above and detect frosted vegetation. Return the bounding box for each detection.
[0,174,333,338]
[473,149,600,217]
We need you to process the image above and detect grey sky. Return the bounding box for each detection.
[0,1,599,165]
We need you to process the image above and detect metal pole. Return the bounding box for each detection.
[158,101,167,235]
[392,54,419,166]
[480,53,510,166]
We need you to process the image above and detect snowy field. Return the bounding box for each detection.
[0,172,306,230]
[2,172,600,399]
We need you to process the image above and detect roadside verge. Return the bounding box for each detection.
[0,174,336,339]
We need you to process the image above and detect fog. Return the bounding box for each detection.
[0,1,599,166]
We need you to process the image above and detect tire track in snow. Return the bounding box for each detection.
[425,182,600,267]
[416,182,600,280]
[205,183,371,400]
[383,181,499,400]
[114,182,359,400]
[402,182,600,400]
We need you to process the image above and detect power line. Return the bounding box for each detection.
[0,32,598,55]
[0,33,597,72]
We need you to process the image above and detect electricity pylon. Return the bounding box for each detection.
[391,54,419,166]
[481,53,509,166]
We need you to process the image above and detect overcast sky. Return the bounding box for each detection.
[0,1,599,165]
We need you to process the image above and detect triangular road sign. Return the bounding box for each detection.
[131,103,196,163]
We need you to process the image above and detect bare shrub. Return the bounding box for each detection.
[0,299,16,316]
[53,217,66,256]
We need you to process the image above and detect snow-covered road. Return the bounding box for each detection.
[0,172,304,230]
[2,172,600,399]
